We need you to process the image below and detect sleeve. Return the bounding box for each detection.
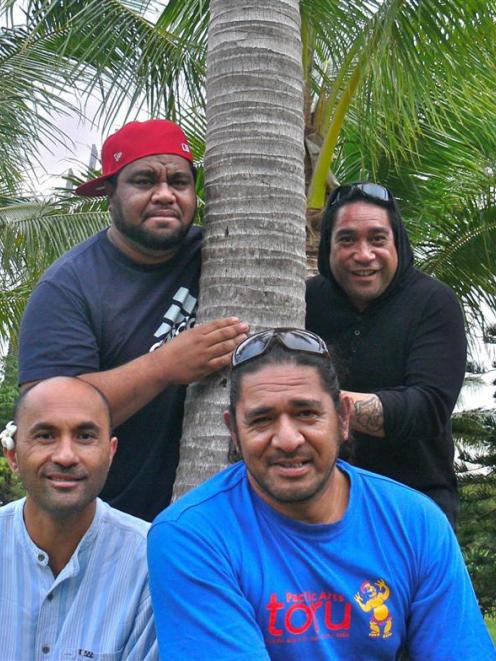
[305,275,332,339]
[407,517,495,659]
[377,284,467,440]
[18,280,101,384]
[147,520,271,660]
[121,588,159,661]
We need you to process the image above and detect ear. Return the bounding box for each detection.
[108,436,118,467]
[3,445,19,474]
[338,393,352,442]
[104,179,115,196]
[104,180,116,210]
[223,409,232,433]
[223,410,240,453]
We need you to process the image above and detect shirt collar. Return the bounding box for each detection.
[14,497,103,579]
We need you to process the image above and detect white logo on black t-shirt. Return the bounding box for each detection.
[149,286,197,352]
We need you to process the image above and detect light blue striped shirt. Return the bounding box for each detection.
[0,498,158,661]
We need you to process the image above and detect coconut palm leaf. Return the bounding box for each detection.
[2,0,496,341]
[21,0,207,127]
[0,203,109,342]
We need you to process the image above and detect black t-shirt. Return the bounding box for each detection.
[19,227,202,520]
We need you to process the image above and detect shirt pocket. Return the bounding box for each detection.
[64,649,123,660]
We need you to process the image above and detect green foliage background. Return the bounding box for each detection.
[0,355,23,504]
[0,0,495,631]
[454,409,496,616]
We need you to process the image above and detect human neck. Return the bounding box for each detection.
[107,226,178,265]
[298,468,350,525]
[254,466,350,525]
[23,499,96,577]
[350,297,369,312]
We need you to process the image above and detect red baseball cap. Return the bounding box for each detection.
[75,119,193,197]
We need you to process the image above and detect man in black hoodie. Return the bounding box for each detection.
[306,183,466,527]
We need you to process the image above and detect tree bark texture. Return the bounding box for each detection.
[174,0,306,499]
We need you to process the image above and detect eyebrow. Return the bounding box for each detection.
[129,166,192,178]
[290,398,324,411]
[335,225,390,234]
[244,406,273,423]
[28,421,102,434]
[244,399,323,422]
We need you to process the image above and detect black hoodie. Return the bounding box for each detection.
[306,201,467,526]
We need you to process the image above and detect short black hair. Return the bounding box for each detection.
[228,344,343,462]
[15,377,113,433]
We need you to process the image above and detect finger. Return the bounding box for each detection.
[200,323,250,345]
[203,334,248,360]
[198,317,241,332]
[204,352,236,373]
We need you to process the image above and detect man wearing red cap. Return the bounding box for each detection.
[18,119,249,521]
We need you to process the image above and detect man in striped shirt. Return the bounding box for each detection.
[0,376,158,660]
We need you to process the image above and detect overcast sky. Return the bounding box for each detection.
[33,113,100,193]
[31,90,158,194]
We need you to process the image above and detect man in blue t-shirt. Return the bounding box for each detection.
[18,119,248,520]
[148,328,495,659]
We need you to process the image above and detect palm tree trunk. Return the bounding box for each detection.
[173,0,306,498]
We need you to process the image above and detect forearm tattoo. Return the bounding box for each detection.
[353,396,384,434]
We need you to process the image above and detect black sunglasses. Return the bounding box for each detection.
[327,182,393,208]
[232,328,330,368]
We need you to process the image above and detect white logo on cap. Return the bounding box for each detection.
[181,143,191,153]
[113,152,123,162]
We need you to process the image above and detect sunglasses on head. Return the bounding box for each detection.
[231,328,330,369]
[327,183,393,208]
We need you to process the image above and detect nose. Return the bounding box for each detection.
[354,240,374,263]
[151,181,176,204]
[51,437,78,467]
[272,415,305,453]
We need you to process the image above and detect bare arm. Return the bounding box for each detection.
[342,390,385,438]
[23,317,248,427]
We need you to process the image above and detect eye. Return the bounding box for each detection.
[129,173,155,186]
[336,235,354,246]
[77,431,98,442]
[248,415,273,429]
[169,176,192,189]
[252,416,270,426]
[34,431,55,443]
[296,409,318,419]
[370,234,388,245]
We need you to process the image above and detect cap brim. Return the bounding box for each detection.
[75,175,110,197]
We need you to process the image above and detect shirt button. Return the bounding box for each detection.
[42,645,50,654]
[354,329,360,336]
[47,593,54,601]
[37,553,45,562]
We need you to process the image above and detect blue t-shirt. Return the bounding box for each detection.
[19,227,202,521]
[148,460,495,660]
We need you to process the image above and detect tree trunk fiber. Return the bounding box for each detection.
[173,0,306,499]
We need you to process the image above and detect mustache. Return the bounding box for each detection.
[43,467,88,480]
[144,207,179,218]
[269,452,311,462]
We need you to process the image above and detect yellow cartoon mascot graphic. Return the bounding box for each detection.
[354,579,393,639]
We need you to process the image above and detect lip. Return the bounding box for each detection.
[144,209,179,221]
[45,474,85,488]
[351,269,378,277]
[270,460,311,478]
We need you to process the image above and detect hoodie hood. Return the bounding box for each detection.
[317,195,414,306]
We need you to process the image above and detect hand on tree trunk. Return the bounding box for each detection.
[159,317,249,384]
